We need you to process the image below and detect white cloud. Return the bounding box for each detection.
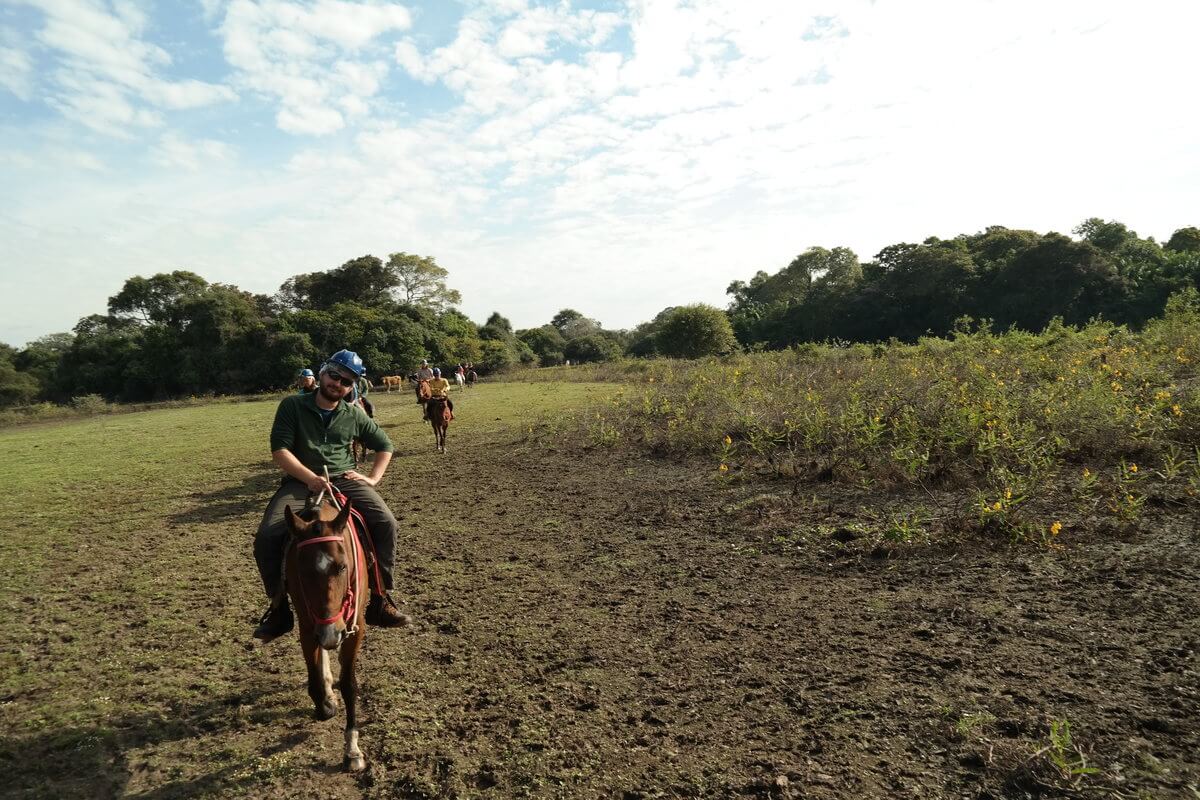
[151,132,234,171]
[0,46,34,100]
[14,0,234,134]
[218,0,411,135]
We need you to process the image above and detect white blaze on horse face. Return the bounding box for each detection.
[314,550,336,576]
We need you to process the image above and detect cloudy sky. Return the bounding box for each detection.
[1,0,1197,346]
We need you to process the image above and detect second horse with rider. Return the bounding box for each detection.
[422,367,455,421]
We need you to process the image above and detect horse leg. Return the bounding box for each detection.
[339,628,366,771]
[301,630,338,720]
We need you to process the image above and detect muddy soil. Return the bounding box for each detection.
[352,437,1197,798]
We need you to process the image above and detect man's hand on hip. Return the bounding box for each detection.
[340,470,377,487]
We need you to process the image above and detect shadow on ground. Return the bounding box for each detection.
[0,688,304,800]
[167,465,280,526]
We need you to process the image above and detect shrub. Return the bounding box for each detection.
[69,394,110,414]
[654,304,739,358]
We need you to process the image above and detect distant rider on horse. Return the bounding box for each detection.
[350,371,373,417]
[414,359,434,404]
[253,349,409,642]
[423,367,454,420]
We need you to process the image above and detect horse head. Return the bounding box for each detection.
[418,380,432,401]
[285,500,358,650]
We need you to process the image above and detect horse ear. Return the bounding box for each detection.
[284,505,311,536]
[332,498,352,531]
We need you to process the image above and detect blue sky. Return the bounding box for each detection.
[2,0,1198,347]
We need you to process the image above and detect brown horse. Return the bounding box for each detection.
[283,498,368,771]
[415,378,431,406]
[381,375,403,392]
[350,396,374,465]
[426,396,451,453]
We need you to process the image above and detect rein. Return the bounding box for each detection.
[294,525,361,631]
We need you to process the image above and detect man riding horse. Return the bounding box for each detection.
[422,368,454,420]
[413,359,434,404]
[253,349,409,642]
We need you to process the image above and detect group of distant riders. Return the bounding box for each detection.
[252,349,471,643]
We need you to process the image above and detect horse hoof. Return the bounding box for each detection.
[344,755,366,772]
[315,701,337,721]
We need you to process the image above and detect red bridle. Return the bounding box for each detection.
[294,529,361,629]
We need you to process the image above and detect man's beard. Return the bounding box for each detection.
[319,383,343,403]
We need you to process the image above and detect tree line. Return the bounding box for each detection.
[2,218,1197,406]
[724,220,1200,348]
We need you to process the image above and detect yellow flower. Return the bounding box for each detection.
[719,463,729,473]
[992,501,1002,511]
[1172,404,1182,416]
[1082,468,1091,478]
[723,435,732,446]
[1049,521,1062,536]
[1004,488,1012,500]
[1128,464,1138,473]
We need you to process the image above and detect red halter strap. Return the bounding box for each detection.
[295,529,360,627]
[297,536,345,548]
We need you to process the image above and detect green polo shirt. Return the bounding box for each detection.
[269,392,394,476]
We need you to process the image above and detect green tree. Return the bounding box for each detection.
[987,234,1123,330]
[564,333,621,363]
[441,335,483,365]
[654,304,739,358]
[551,308,584,332]
[518,325,567,365]
[0,345,41,406]
[278,255,399,311]
[387,252,462,312]
[480,312,514,341]
[1166,227,1200,253]
[1074,218,1136,252]
[108,270,208,324]
[479,338,518,371]
[57,315,148,400]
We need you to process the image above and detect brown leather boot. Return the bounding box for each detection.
[366,592,412,627]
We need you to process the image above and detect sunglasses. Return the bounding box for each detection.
[325,371,355,387]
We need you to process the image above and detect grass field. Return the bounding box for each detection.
[1,380,1197,799]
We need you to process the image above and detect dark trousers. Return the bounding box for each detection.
[254,476,397,599]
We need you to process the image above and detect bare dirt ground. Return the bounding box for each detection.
[2,387,1197,799]
[357,443,1199,799]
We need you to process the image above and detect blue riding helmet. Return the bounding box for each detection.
[326,349,365,377]
[299,368,314,378]
[432,367,441,377]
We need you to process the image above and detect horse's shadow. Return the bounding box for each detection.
[167,465,280,526]
[0,688,304,799]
